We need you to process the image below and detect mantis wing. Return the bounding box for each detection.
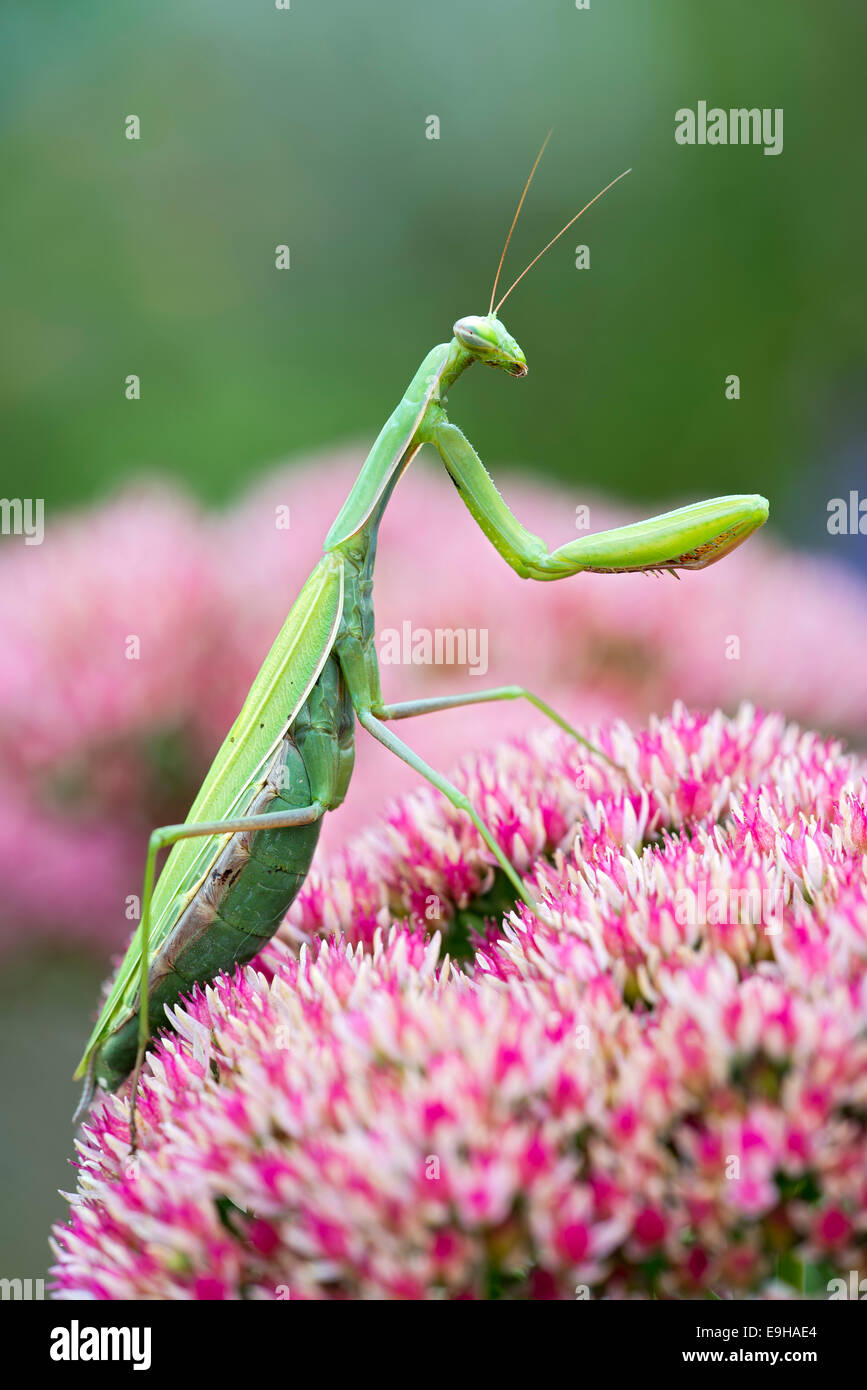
[74,553,344,1078]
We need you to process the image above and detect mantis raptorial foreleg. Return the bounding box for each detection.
[377,688,621,769]
[427,419,765,578]
[126,800,325,1148]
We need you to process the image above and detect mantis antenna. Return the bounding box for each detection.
[489,129,554,314]
[494,166,632,314]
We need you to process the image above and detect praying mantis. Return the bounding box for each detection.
[74,136,769,1142]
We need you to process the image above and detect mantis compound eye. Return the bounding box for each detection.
[453,316,491,351]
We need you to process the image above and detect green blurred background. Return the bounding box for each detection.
[2,0,866,1282]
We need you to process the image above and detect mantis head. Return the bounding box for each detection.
[453,314,528,377]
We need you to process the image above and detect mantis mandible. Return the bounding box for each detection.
[74,136,769,1143]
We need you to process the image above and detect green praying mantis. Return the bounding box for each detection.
[74,136,769,1143]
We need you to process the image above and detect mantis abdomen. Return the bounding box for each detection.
[97,655,355,1090]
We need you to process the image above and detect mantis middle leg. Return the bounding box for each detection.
[355,708,551,918]
[375,686,620,769]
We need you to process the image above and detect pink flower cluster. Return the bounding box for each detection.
[51,706,867,1299]
[3,455,867,948]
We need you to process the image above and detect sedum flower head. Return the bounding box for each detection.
[51,705,867,1299]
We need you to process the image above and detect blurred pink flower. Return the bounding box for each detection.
[0,487,236,946]
[2,453,867,948]
[50,706,867,1299]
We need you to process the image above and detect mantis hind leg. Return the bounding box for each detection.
[126,801,325,1151]
[376,686,621,770]
[356,708,547,920]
